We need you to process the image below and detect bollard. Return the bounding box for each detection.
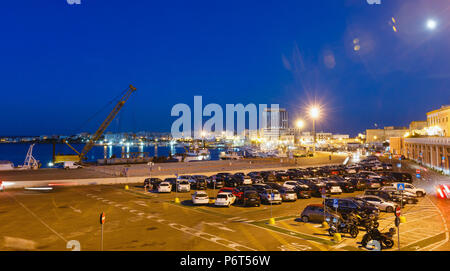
[322,221,329,228]
[124,185,129,190]
[269,218,276,225]
[209,199,215,204]
[399,216,406,223]
[333,233,342,242]
[174,197,180,204]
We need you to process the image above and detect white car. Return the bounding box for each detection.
[390,183,426,197]
[64,161,82,169]
[283,181,300,190]
[191,191,209,205]
[380,186,416,197]
[176,180,191,192]
[359,195,397,212]
[214,192,236,207]
[326,183,342,194]
[157,182,172,193]
[242,177,253,185]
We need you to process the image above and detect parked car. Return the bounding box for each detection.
[214,192,236,207]
[364,189,412,205]
[206,175,224,188]
[277,187,297,202]
[191,191,209,205]
[260,188,282,204]
[334,180,355,193]
[365,179,382,189]
[293,185,312,199]
[348,178,367,191]
[157,182,172,193]
[283,181,301,190]
[358,195,397,212]
[176,179,191,192]
[325,198,379,218]
[300,204,339,223]
[388,182,426,197]
[144,178,162,189]
[242,190,261,207]
[324,181,343,195]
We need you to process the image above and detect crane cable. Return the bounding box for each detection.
[70,87,129,135]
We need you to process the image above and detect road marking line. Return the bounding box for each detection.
[6,193,67,244]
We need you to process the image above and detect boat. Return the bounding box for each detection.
[174,147,211,162]
[0,161,14,171]
[219,150,243,160]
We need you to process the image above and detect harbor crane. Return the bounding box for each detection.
[54,85,137,164]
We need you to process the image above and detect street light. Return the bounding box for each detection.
[309,106,320,154]
[426,19,437,30]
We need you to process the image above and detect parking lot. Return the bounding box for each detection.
[0,154,448,251]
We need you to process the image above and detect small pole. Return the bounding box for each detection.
[101,223,104,251]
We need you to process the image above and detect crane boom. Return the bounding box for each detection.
[79,84,137,159]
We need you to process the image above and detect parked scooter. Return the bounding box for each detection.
[327,217,359,238]
[361,227,396,250]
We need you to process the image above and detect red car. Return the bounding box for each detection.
[218,187,243,201]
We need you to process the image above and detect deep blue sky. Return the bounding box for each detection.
[1,0,449,137]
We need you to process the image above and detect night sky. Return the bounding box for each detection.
[1,0,449,137]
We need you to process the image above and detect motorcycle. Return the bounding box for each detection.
[361,227,396,250]
[327,217,359,238]
[350,213,379,230]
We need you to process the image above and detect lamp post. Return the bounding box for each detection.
[309,107,320,155]
[295,119,304,145]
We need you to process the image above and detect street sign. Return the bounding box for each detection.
[395,206,401,217]
[416,174,421,179]
[416,169,420,174]
[389,155,392,159]
[320,188,326,195]
[100,212,106,225]
[399,157,402,161]
[271,192,275,199]
[395,216,400,227]
[397,163,402,168]
[397,183,405,191]
[333,199,339,209]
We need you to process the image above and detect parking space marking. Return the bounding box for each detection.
[84,189,257,251]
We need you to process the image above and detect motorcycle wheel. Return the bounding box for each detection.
[328,228,336,236]
[350,227,359,238]
[361,234,370,247]
[383,238,394,249]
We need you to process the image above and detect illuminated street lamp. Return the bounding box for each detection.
[309,106,320,154]
[426,19,437,30]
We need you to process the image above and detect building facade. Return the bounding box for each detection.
[427,105,450,136]
[366,126,409,143]
[404,137,450,174]
[262,108,289,141]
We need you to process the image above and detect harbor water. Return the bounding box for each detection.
[0,143,223,168]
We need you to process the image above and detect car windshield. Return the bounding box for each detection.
[217,194,227,199]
